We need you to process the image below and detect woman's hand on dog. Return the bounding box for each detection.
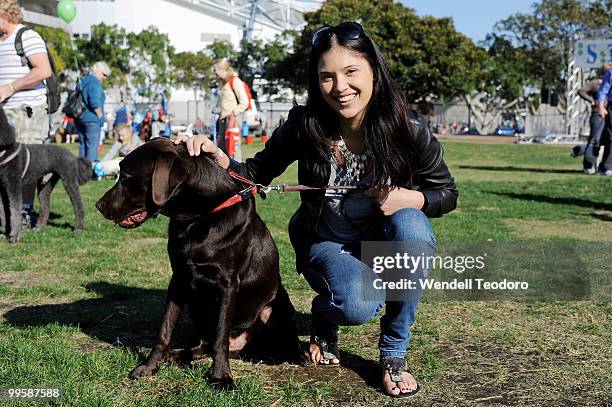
[174,134,217,157]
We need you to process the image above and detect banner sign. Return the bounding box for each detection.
[574,39,612,69]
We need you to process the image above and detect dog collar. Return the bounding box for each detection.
[0,143,30,179]
[210,171,261,213]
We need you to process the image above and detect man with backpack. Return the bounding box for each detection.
[212,58,250,161]
[75,61,111,162]
[0,0,54,227]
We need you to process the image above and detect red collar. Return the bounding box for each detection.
[210,171,259,213]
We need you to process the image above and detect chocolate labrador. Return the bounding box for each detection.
[96,138,303,389]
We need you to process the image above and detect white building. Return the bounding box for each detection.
[70,0,322,50]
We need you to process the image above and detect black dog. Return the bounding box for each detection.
[96,138,303,389]
[0,107,90,243]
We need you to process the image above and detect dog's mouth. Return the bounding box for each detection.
[117,210,148,228]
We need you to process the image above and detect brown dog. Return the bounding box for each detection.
[96,138,303,389]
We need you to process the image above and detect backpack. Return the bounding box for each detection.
[15,27,61,114]
[62,79,85,119]
[229,76,253,111]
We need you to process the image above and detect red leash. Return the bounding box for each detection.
[210,171,259,213]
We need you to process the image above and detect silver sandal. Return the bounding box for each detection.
[380,356,420,397]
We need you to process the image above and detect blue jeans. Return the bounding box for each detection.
[77,121,101,162]
[302,208,436,357]
[583,110,605,170]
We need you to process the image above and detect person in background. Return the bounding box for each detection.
[61,114,78,143]
[76,61,110,163]
[0,0,52,227]
[160,112,171,138]
[114,100,129,129]
[596,62,612,176]
[150,108,164,139]
[578,64,610,174]
[92,123,143,179]
[211,58,249,161]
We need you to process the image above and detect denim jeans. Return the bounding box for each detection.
[77,121,101,162]
[599,104,612,172]
[302,208,436,357]
[583,110,605,170]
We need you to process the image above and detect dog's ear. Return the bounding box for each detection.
[152,151,185,206]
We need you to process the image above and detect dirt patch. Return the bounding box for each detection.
[0,270,68,289]
[506,218,612,241]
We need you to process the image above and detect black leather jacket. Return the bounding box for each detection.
[228,106,458,273]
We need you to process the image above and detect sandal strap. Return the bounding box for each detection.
[312,335,339,361]
[380,356,408,383]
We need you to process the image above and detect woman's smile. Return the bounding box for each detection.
[335,92,358,106]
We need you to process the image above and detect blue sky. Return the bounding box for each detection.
[400,0,536,44]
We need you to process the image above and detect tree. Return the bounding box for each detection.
[233,38,268,91]
[493,0,612,111]
[75,23,130,87]
[462,35,534,133]
[206,40,237,62]
[270,0,485,102]
[260,30,302,97]
[127,27,176,98]
[36,26,80,74]
[171,50,214,113]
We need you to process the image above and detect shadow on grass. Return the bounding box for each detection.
[458,165,581,174]
[491,192,612,211]
[3,281,383,388]
[4,281,185,350]
[588,212,612,222]
[45,221,76,230]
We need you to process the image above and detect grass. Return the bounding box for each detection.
[0,138,610,406]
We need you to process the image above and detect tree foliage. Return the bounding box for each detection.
[205,40,237,62]
[171,50,213,98]
[266,0,485,103]
[494,0,612,104]
[36,26,79,74]
[75,23,130,87]
[127,26,175,97]
[462,35,534,132]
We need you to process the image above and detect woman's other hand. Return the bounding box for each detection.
[366,186,425,216]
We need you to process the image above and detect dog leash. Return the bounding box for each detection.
[211,171,364,213]
[0,143,30,179]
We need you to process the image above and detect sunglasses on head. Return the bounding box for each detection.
[311,21,364,47]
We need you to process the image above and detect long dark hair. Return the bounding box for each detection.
[304,27,418,186]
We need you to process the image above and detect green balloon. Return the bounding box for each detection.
[57,0,77,24]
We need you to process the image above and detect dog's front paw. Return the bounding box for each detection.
[295,351,310,366]
[129,363,159,379]
[209,375,236,390]
[8,235,19,244]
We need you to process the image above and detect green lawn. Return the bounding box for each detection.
[0,139,610,406]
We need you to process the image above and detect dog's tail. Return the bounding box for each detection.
[0,106,16,148]
[77,157,92,185]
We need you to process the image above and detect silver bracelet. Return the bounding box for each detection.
[213,148,224,164]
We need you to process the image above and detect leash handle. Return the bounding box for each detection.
[272,184,364,193]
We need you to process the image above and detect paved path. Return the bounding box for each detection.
[434,134,517,144]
